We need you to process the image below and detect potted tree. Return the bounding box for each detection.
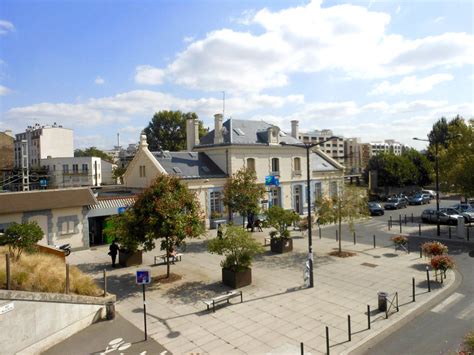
[208,226,263,288]
[265,206,299,253]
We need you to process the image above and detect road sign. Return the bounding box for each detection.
[118,207,126,214]
[265,175,280,186]
[136,269,151,285]
[40,179,47,187]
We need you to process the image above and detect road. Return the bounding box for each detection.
[315,197,474,354]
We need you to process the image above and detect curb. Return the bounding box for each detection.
[342,268,463,355]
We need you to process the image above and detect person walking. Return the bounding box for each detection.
[108,240,119,267]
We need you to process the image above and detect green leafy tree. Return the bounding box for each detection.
[316,186,369,254]
[106,175,204,277]
[223,168,266,226]
[402,148,433,187]
[0,222,44,260]
[112,166,127,184]
[144,110,208,151]
[265,206,299,239]
[208,226,264,272]
[74,147,113,162]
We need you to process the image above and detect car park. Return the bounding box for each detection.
[408,194,430,205]
[445,205,474,223]
[421,209,463,225]
[384,198,408,210]
[368,202,384,216]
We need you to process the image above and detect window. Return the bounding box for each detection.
[72,164,79,173]
[82,164,88,173]
[330,181,338,197]
[271,158,279,174]
[294,157,301,173]
[63,164,69,173]
[139,165,146,177]
[210,191,223,215]
[314,182,322,201]
[269,187,280,207]
[59,220,75,235]
[247,158,256,172]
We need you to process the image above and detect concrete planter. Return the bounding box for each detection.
[119,250,143,267]
[222,268,252,289]
[270,238,293,254]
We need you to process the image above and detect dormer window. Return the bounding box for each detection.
[267,126,280,144]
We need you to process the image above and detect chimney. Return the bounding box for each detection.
[186,117,195,151]
[214,113,223,144]
[139,133,148,149]
[291,120,299,139]
[193,119,199,146]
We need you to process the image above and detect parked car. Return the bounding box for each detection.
[368,202,384,216]
[408,194,430,205]
[421,189,436,199]
[445,205,474,223]
[421,209,463,225]
[384,198,408,210]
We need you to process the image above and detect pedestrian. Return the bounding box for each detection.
[108,240,119,267]
[217,224,223,239]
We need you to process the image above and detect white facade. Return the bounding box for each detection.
[41,157,115,188]
[370,139,404,156]
[14,124,74,168]
[298,129,345,165]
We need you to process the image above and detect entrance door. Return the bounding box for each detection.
[294,185,302,214]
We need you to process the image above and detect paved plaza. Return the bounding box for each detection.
[69,226,456,355]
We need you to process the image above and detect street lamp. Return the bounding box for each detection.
[281,136,338,288]
[413,134,461,236]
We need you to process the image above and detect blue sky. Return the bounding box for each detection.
[0,0,473,150]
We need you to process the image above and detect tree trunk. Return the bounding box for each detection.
[166,235,170,278]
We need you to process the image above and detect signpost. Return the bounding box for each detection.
[136,269,151,341]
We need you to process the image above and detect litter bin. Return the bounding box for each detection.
[378,292,388,312]
[105,301,115,320]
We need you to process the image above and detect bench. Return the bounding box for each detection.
[154,253,183,265]
[202,290,243,312]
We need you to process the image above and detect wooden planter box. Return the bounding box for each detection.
[222,268,252,289]
[270,238,293,254]
[119,250,143,267]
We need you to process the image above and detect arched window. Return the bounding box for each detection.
[247,158,256,172]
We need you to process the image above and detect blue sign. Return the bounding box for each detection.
[265,175,280,186]
[40,179,47,187]
[118,207,126,214]
[136,269,151,285]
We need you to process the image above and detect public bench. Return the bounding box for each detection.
[202,290,243,312]
[154,253,183,265]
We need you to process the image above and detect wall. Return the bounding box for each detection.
[40,128,74,160]
[0,132,14,170]
[0,290,115,355]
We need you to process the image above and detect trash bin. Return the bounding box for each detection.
[378,292,388,312]
[105,301,115,320]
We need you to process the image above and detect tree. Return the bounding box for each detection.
[223,168,266,226]
[112,166,127,184]
[144,111,208,151]
[402,149,433,187]
[316,186,369,254]
[74,147,113,162]
[107,175,204,277]
[265,206,299,238]
[0,222,44,260]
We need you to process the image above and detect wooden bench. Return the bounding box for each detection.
[202,290,243,312]
[154,253,183,265]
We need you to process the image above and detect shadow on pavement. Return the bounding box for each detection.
[75,262,113,274]
[164,280,229,304]
[253,251,333,270]
[410,263,429,271]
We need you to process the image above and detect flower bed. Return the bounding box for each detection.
[422,241,448,257]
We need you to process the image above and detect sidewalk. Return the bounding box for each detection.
[69,228,456,354]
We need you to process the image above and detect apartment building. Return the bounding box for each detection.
[297,129,345,165]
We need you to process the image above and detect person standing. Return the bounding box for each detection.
[109,240,119,267]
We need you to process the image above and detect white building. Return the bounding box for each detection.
[297,128,345,165]
[370,139,404,156]
[41,156,115,188]
[14,124,74,168]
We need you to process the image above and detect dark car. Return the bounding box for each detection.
[384,198,408,210]
[368,202,384,216]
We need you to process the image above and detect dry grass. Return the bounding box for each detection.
[0,247,102,297]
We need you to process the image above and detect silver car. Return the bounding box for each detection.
[421,209,463,225]
[449,204,474,223]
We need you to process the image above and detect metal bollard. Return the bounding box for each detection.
[103,269,107,297]
[419,223,421,236]
[419,245,423,258]
[411,213,414,223]
[404,215,407,225]
[353,232,356,245]
[300,342,304,355]
[6,254,11,290]
[373,234,376,248]
[336,229,338,242]
[326,326,330,355]
[319,226,322,239]
[407,239,410,254]
[426,267,431,292]
[347,315,351,341]
[449,226,451,239]
[367,305,371,329]
[400,219,402,233]
[412,277,415,302]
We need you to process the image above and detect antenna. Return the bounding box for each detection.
[117,133,120,147]
[222,91,225,119]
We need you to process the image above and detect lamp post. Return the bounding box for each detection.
[281,136,337,288]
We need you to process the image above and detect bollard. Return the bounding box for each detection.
[103,269,107,297]
[353,232,356,245]
[400,219,402,233]
[326,326,330,355]
[412,277,416,302]
[336,229,338,242]
[426,267,431,292]
[367,305,371,329]
[347,315,351,341]
[467,227,470,241]
[319,226,322,239]
[389,216,392,230]
[419,223,421,236]
[419,245,423,258]
[373,234,376,248]
[411,213,414,223]
[300,342,304,355]
[399,214,402,227]
[449,226,451,239]
[396,292,399,312]
[404,215,407,225]
[407,239,410,254]
[6,253,11,290]
[65,264,70,294]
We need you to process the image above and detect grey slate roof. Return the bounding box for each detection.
[312,152,338,172]
[199,119,302,146]
[151,151,227,179]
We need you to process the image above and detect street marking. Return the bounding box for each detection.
[455,302,474,320]
[431,293,465,314]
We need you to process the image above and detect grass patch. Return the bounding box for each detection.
[463,331,474,353]
[0,247,102,296]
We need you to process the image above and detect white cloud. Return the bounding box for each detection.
[134,65,165,85]
[369,73,453,95]
[0,20,14,35]
[94,76,105,85]
[434,16,444,24]
[0,85,11,95]
[151,1,473,93]
[183,36,194,43]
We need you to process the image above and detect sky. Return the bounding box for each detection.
[0,0,473,150]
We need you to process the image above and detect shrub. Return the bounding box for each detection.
[430,255,455,272]
[391,235,408,246]
[422,241,448,257]
[265,206,299,239]
[463,331,474,353]
[208,226,264,272]
[0,222,43,261]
